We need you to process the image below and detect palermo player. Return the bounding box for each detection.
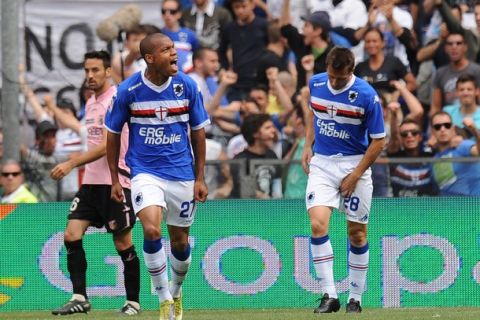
[301,47,385,314]
[105,33,209,320]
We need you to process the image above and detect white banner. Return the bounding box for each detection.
[24,0,162,108]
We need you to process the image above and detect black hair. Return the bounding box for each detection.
[84,50,111,69]
[241,113,271,146]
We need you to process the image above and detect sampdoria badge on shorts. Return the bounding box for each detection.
[134,192,143,206]
[307,191,315,204]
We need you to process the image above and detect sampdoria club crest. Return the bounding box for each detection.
[348,90,358,103]
[173,83,184,97]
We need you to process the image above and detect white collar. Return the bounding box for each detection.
[327,74,356,95]
[190,0,215,17]
[141,71,172,93]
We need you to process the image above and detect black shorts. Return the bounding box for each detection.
[68,185,136,234]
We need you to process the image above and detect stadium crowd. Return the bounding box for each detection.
[2,0,480,203]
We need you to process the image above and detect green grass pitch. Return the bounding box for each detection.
[1,308,480,320]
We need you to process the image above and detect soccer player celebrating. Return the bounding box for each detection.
[301,47,385,313]
[105,33,209,320]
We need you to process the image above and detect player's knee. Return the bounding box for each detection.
[348,230,366,247]
[170,240,189,253]
[113,234,133,251]
[310,220,328,236]
[142,224,161,240]
[64,230,82,243]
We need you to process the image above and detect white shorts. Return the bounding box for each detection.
[131,173,196,227]
[305,154,373,224]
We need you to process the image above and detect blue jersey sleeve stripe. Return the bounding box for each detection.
[105,124,122,134]
[370,132,386,139]
[191,119,211,131]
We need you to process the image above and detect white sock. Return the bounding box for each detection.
[348,243,369,303]
[311,236,337,298]
[143,246,172,302]
[169,252,192,298]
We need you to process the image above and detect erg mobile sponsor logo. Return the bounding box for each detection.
[139,127,181,145]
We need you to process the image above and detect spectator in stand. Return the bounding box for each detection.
[354,0,418,73]
[417,3,471,69]
[181,0,232,50]
[430,32,480,117]
[265,68,295,126]
[231,113,282,199]
[444,74,480,135]
[43,96,83,201]
[309,0,368,60]
[268,0,310,32]
[21,121,68,202]
[161,0,200,73]
[256,20,295,89]
[283,100,307,199]
[189,47,237,114]
[0,159,38,203]
[19,68,83,200]
[188,47,238,146]
[205,138,233,199]
[387,118,437,197]
[355,27,416,93]
[219,0,268,101]
[430,111,480,196]
[280,10,334,90]
[111,24,150,84]
[435,0,478,61]
[371,80,424,197]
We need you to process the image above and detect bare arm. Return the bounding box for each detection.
[416,38,442,62]
[301,107,314,174]
[267,67,294,118]
[463,118,480,156]
[19,68,49,122]
[191,128,208,202]
[279,0,290,26]
[106,131,123,202]
[386,104,402,154]
[391,80,424,124]
[44,95,82,133]
[50,128,107,180]
[206,70,237,114]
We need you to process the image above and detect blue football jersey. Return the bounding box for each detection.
[105,71,210,181]
[308,73,385,156]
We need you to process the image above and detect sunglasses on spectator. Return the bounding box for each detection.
[446,41,464,46]
[400,130,420,138]
[432,122,452,130]
[161,8,179,15]
[1,172,21,177]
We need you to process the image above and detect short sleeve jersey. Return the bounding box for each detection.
[83,86,130,188]
[105,71,210,181]
[308,73,385,156]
